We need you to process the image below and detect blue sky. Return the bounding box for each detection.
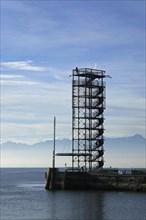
[1,0,145,144]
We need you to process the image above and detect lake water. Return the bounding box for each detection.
[1,168,146,220]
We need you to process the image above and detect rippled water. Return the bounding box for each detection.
[1,168,146,220]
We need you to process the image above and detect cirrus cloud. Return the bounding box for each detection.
[1,60,48,72]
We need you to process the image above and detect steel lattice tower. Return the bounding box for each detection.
[72,68,108,172]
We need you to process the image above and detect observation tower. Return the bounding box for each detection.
[72,68,110,172]
[56,68,110,172]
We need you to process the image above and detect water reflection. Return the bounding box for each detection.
[46,190,105,220]
[1,167,145,220]
[46,190,146,220]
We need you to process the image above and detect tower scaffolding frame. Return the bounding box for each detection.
[72,68,106,172]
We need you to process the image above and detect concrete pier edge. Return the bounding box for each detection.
[45,168,146,192]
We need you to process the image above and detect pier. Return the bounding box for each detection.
[45,168,146,192]
[45,68,146,192]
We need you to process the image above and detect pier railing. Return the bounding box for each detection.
[56,167,146,175]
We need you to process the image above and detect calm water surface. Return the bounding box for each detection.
[0,168,146,220]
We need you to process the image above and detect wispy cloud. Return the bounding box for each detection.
[1,61,48,72]
[1,75,72,143]
[1,74,24,79]
[0,72,39,86]
[1,80,38,86]
[1,1,144,61]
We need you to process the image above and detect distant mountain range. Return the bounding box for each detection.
[1,134,145,168]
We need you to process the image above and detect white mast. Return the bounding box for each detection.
[52,116,56,169]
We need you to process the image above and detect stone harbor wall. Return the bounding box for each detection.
[45,168,146,192]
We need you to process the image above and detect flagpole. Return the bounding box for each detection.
[53,116,56,169]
